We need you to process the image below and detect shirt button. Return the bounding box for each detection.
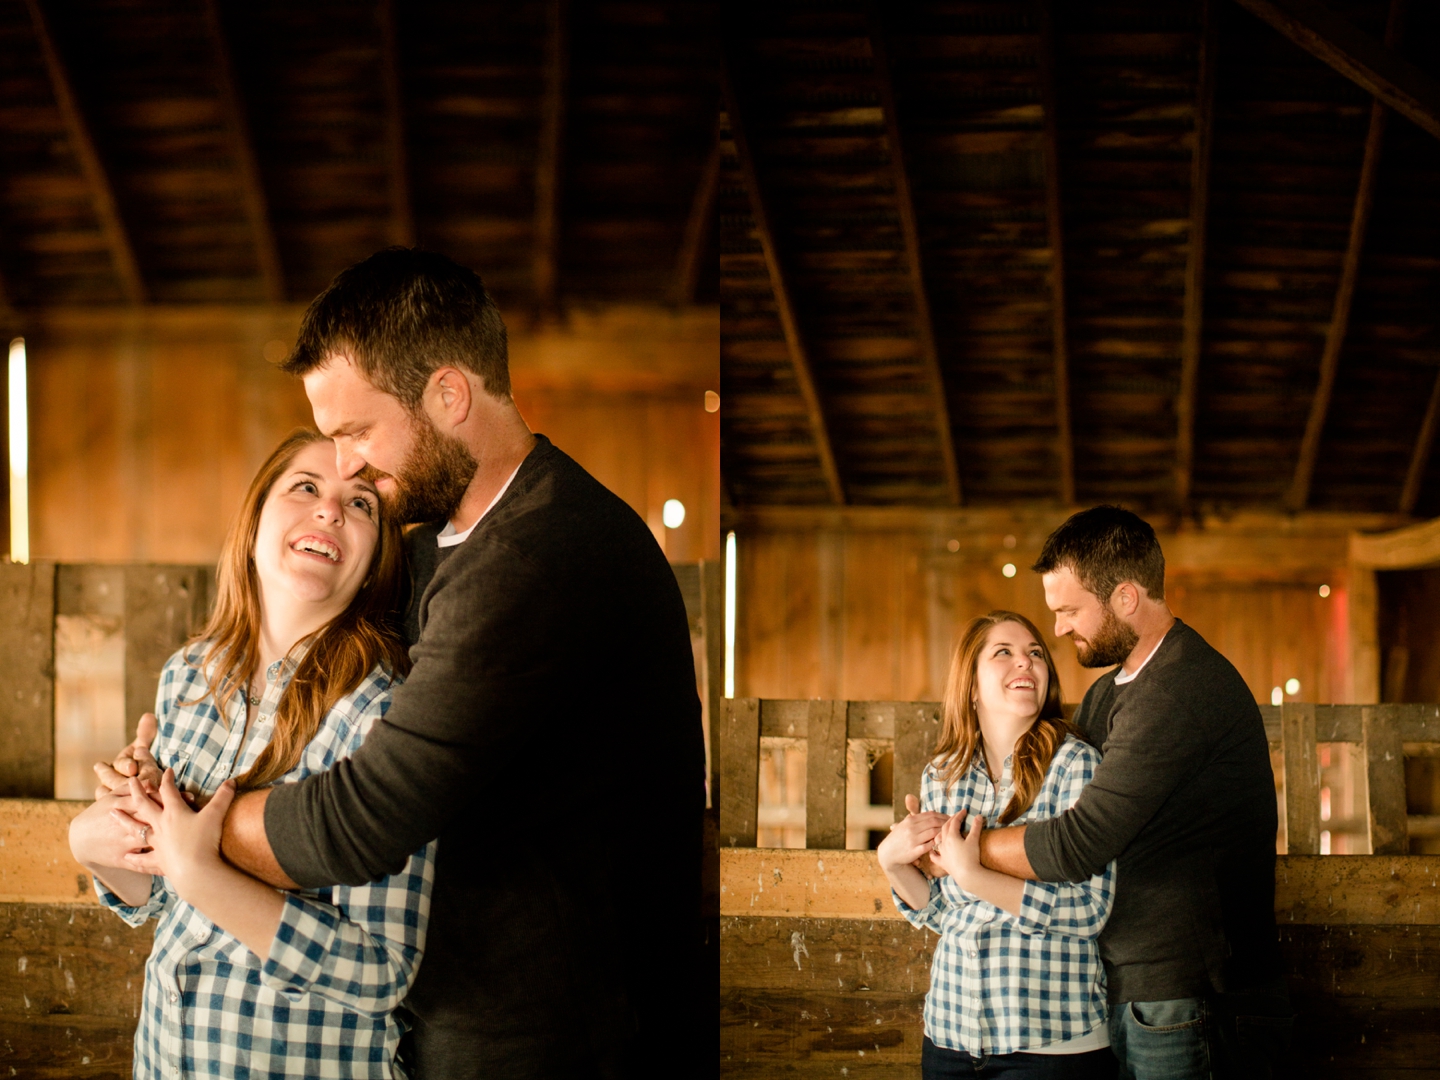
[168,991,178,1003]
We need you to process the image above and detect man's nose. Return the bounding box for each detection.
[334,440,366,481]
[1054,616,1070,638]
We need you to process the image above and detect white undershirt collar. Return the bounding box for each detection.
[1113,630,1168,685]
[435,463,522,548]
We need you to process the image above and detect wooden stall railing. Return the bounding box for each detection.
[719,699,1440,1078]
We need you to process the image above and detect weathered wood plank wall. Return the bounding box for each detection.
[17,304,719,564]
[727,508,1397,707]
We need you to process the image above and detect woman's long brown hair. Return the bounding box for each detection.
[932,611,1073,823]
[187,428,411,790]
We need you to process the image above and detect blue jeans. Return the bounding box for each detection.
[922,1037,1118,1079]
[1108,979,1293,1080]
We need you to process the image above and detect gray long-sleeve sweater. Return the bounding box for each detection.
[1025,619,1281,1003]
[263,436,705,1078]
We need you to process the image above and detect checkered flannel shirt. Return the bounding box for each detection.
[894,734,1115,1055]
[96,646,436,1080]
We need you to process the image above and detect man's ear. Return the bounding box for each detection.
[426,366,473,427]
[1112,582,1141,616]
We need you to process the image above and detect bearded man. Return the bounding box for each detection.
[100,249,705,1078]
[974,506,1290,1080]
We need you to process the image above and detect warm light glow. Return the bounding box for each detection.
[1003,534,1017,549]
[1318,584,1331,598]
[704,390,720,413]
[7,337,28,565]
[724,531,737,699]
[1285,678,1300,696]
[947,539,959,553]
[662,499,686,529]
[1270,686,1283,706]
[1320,786,1331,822]
[1002,563,1016,578]
[1319,830,1331,855]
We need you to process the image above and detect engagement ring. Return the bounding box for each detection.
[138,826,150,844]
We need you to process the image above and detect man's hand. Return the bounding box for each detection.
[94,712,162,798]
[931,809,984,889]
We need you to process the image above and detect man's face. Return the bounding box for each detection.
[1042,565,1140,669]
[303,355,477,525]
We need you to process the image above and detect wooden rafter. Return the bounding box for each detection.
[867,11,962,507]
[1176,0,1218,506]
[720,50,845,505]
[24,0,145,304]
[1286,0,1405,512]
[1037,0,1075,506]
[672,117,720,306]
[1233,0,1440,142]
[201,0,284,302]
[533,0,568,312]
[378,0,415,248]
[1400,367,1440,514]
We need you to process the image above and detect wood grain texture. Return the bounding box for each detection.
[0,801,95,904]
[0,563,57,798]
[122,566,212,744]
[721,987,922,1079]
[1285,1,1403,512]
[1176,0,1217,507]
[867,9,961,507]
[673,121,720,307]
[377,0,415,249]
[720,699,761,848]
[22,0,145,305]
[532,0,568,312]
[1284,702,1321,854]
[1231,0,1440,140]
[0,902,150,1078]
[892,703,942,826]
[1364,705,1409,855]
[1036,0,1074,506]
[804,700,848,850]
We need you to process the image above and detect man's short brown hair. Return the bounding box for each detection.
[283,248,510,407]
[1032,505,1165,602]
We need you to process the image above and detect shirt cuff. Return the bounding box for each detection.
[261,893,341,1001]
[892,877,943,929]
[94,874,166,927]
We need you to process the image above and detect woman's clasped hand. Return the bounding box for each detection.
[111,770,237,901]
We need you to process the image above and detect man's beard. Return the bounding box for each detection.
[1073,606,1140,669]
[362,414,478,525]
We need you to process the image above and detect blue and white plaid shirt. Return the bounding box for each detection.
[96,646,436,1080]
[895,734,1115,1055]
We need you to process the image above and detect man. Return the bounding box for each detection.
[973,506,1290,1078]
[102,249,706,1078]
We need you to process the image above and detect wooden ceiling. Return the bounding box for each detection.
[720,0,1440,516]
[0,0,718,310]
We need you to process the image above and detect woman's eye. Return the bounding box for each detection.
[292,480,317,494]
[351,498,375,516]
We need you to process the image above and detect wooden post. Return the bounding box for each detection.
[0,561,56,797]
[1363,704,1409,854]
[1282,702,1321,854]
[122,566,210,743]
[1349,560,1380,704]
[719,698,760,847]
[701,560,725,807]
[892,703,941,823]
[805,700,848,849]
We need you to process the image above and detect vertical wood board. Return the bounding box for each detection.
[122,566,211,743]
[719,698,760,847]
[1283,702,1320,854]
[0,562,56,798]
[892,703,941,824]
[804,699,847,850]
[1363,704,1409,855]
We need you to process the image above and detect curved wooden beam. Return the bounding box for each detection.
[1286,0,1405,512]
[868,10,962,506]
[673,118,719,305]
[200,0,284,302]
[1176,0,1218,506]
[720,51,845,505]
[1232,0,1440,141]
[25,0,145,304]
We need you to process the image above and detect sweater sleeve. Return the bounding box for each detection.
[1026,682,1208,883]
[266,539,557,886]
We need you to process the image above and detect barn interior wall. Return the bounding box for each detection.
[10,304,719,564]
[731,509,1383,707]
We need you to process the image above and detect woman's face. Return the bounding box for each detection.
[252,440,381,611]
[974,621,1049,723]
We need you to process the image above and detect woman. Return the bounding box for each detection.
[68,428,432,1080]
[878,611,1115,1079]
